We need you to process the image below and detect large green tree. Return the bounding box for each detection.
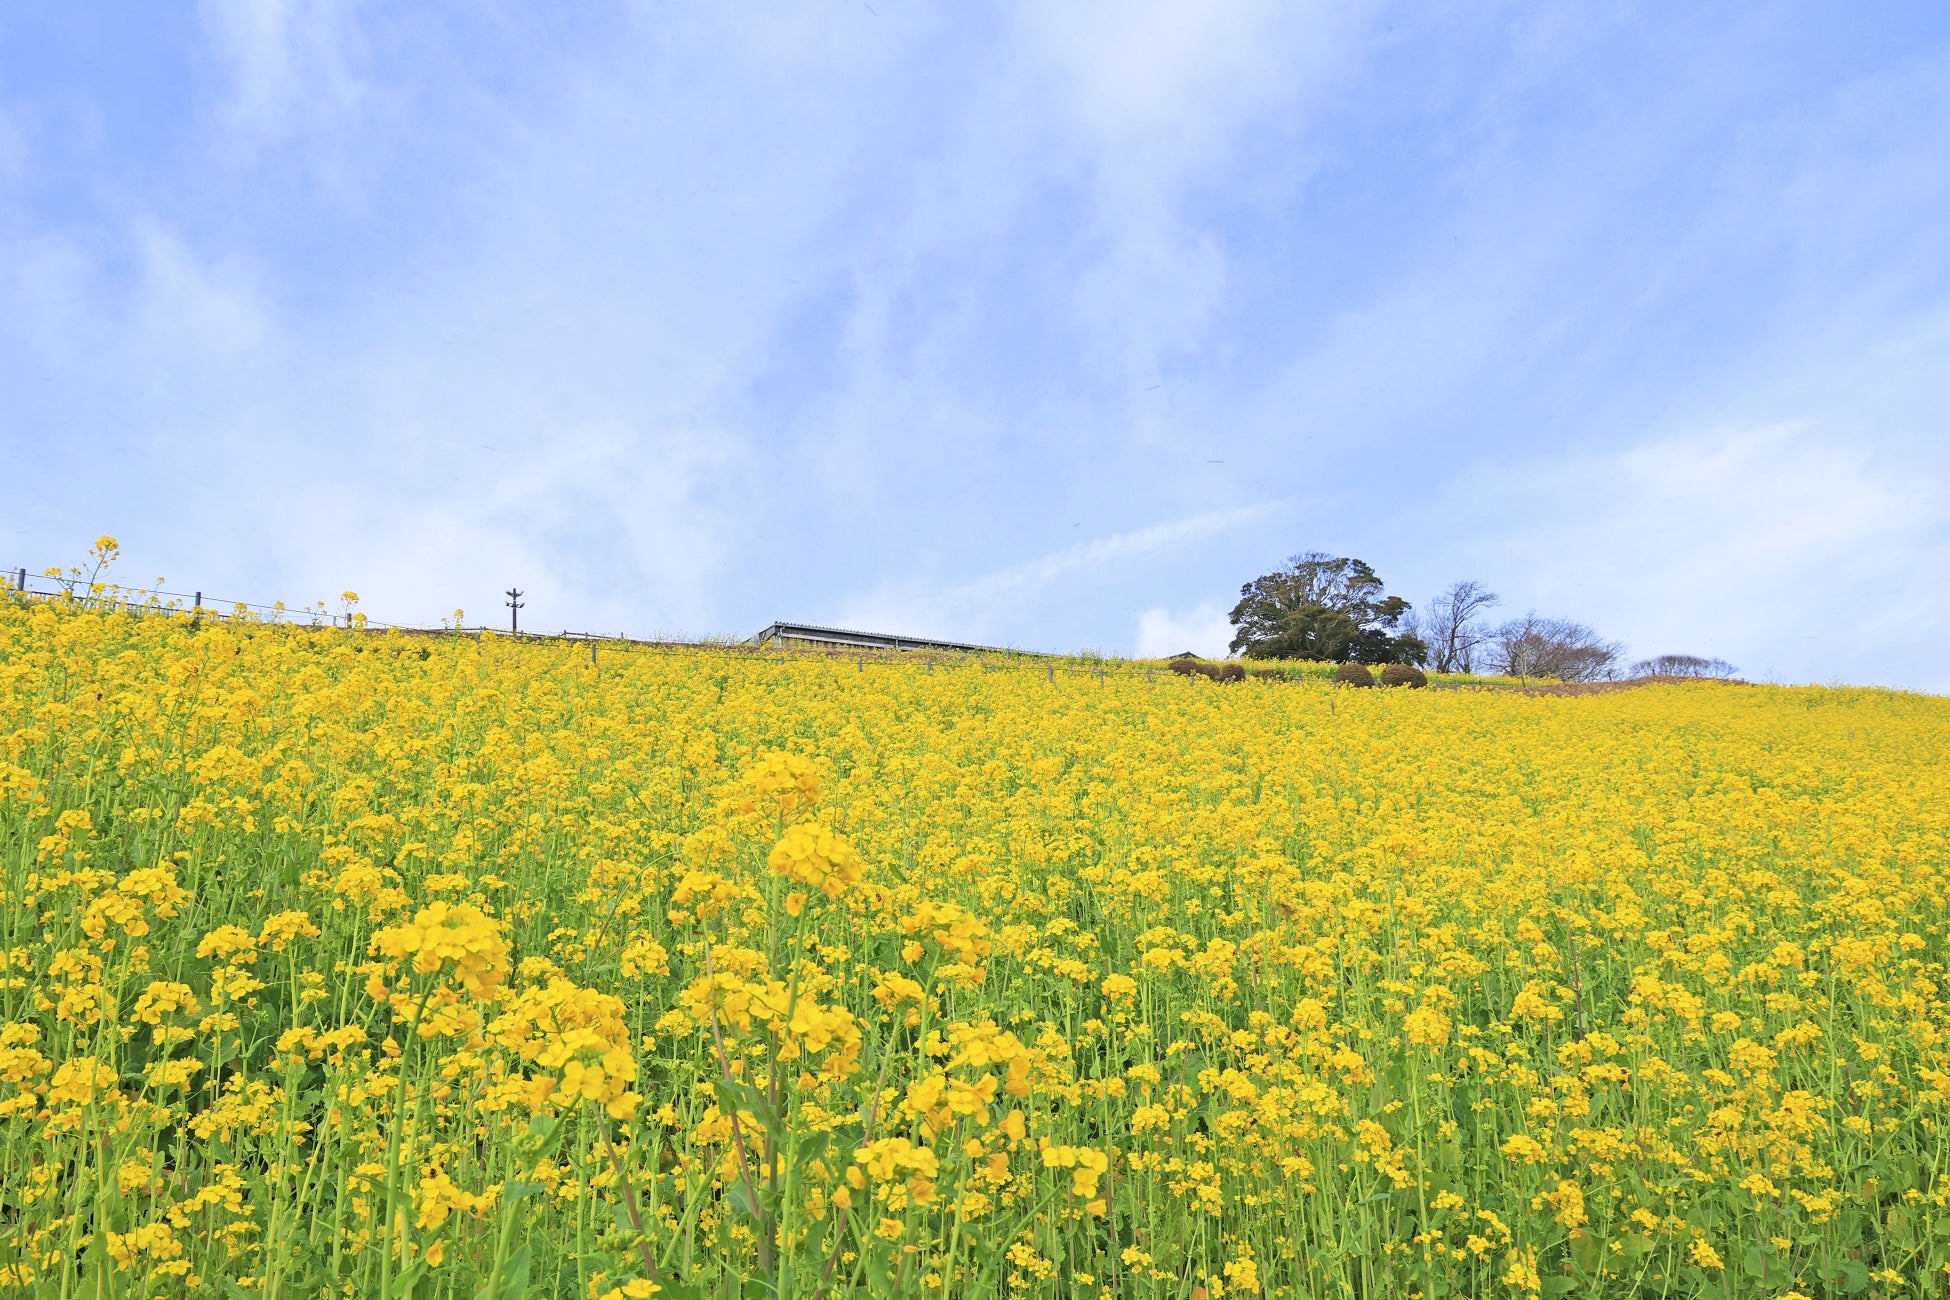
[1228,552,1427,664]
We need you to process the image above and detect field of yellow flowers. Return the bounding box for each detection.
[3,595,1949,1300]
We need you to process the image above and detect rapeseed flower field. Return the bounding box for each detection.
[3,591,1949,1299]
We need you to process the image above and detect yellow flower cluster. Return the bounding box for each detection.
[370,900,510,998]
[739,749,820,817]
[766,822,863,899]
[855,1135,941,1207]
[490,976,641,1118]
[4,594,1950,1298]
[1040,1140,1111,1210]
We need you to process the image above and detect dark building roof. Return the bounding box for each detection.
[748,620,1025,655]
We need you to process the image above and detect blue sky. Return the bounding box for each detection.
[4,3,1948,687]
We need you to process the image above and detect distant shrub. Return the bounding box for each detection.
[1166,657,1247,683]
[1380,664,1428,688]
[1335,662,1376,688]
[1250,668,1286,681]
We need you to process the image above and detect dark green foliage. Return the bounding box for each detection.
[1230,552,1427,664]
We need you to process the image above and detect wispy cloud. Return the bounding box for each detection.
[195,0,368,143]
[135,223,268,359]
[956,502,1283,603]
[841,501,1285,645]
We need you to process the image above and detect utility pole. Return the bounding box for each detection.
[505,588,524,635]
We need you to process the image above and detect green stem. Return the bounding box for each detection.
[378,987,434,1300]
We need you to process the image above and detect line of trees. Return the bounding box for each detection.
[1227,552,1736,682]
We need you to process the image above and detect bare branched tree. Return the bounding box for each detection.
[1416,580,1499,673]
[1490,614,1624,682]
[1629,654,1739,679]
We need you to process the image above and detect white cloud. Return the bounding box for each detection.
[135,225,267,359]
[952,502,1279,603]
[1000,1,1373,386]
[195,0,367,143]
[1011,0,1364,185]
[841,502,1281,644]
[1136,600,1233,658]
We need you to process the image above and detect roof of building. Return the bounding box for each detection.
[747,620,1031,656]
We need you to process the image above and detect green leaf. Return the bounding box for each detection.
[516,1114,567,1161]
[796,1130,833,1166]
[501,1179,546,1206]
[85,1217,113,1275]
[865,1239,894,1295]
[1840,1259,1871,1294]
[713,1078,780,1134]
[1568,1232,1601,1274]
[727,1181,764,1222]
[1740,1244,1767,1279]
[391,1260,428,1299]
[473,1245,532,1300]
[1539,1276,1577,1298]
[713,1077,763,1109]
[502,1245,533,1299]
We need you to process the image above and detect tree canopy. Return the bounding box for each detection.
[1228,553,1427,664]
